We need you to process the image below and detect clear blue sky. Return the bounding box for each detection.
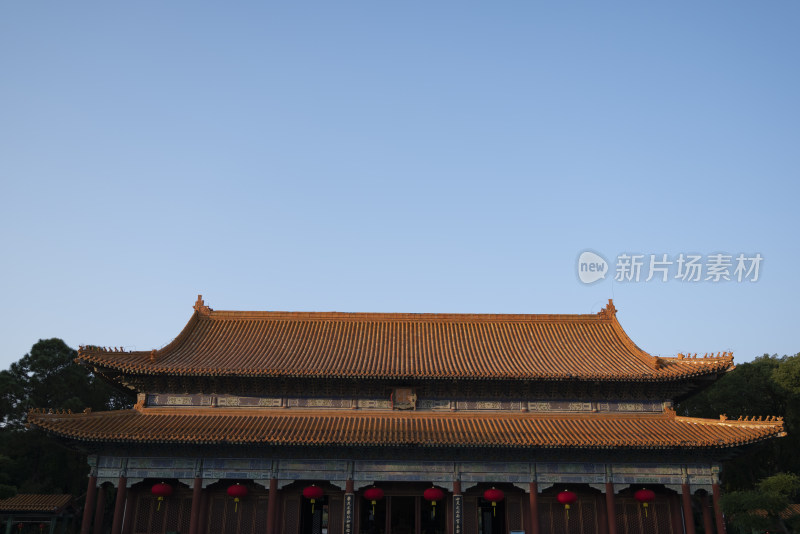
[1,3,798,371]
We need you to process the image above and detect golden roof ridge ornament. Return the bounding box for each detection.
[597,299,617,320]
[193,294,212,315]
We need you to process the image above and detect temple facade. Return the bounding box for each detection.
[29,297,785,534]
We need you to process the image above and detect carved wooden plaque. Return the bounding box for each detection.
[392,388,417,410]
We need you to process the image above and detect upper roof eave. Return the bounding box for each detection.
[76,297,735,382]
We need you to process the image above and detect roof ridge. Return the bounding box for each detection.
[200,294,619,323]
[675,414,786,429]
[204,310,611,322]
[663,352,735,362]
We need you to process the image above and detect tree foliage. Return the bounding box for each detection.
[0,454,16,499]
[678,353,800,491]
[0,339,135,496]
[774,356,800,396]
[721,473,800,534]
[679,354,800,531]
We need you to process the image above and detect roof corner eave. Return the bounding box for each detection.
[604,312,662,372]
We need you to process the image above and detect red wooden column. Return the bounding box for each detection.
[528,482,539,534]
[80,476,98,534]
[110,476,128,534]
[93,484,106,534]
[669,494,683,534]
[605,482,617,534]
[188,477,203,534]
[197,488,210,534]
[596,492,609,534]
[266,477,279,534]
[712,483,726,533]
[700,494,714,534]
[681,483,696,534]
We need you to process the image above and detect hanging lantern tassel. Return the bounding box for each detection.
[557,490,577,524]
[364,487,385,517]
[151,482,173,512]
[482,488,505,518]
[227,483,249,513]
[634,489,655,519]
[303,485,325,515]
[423,487,444,519]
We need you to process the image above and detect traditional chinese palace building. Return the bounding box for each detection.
[29,297,785,534]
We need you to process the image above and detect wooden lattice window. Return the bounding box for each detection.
[328,495,343,534]
[463,497,478,534]
[615,494,677,534]
[506,495,523,531]
[283,496,301,534]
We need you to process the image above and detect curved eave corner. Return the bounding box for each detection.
[598,299,661,371]
[77,295,208,370]
[600,299,735,378]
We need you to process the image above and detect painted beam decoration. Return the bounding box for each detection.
[94,455,719,493]
[144,393,666,413]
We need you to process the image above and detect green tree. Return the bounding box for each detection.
[722,473,800,534]
[678,354,793,490]
[679,354,785,420]
[0,338,135,495]
[773,353,800,395]
[2,338,132,429]
[0,454,16,498]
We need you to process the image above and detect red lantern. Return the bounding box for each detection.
[363,487,384,515]
[483,488,504,516]
[634,488,656,517]
[424,487,445,517]
[227,483,249,512]
[151,482,173,511]
[303,485,324,514]
[557,490,577,521]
